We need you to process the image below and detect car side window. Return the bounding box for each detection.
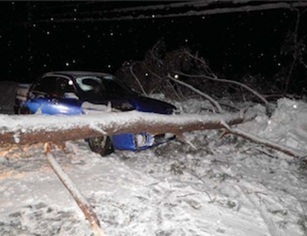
[56,77,75,97]
[31,76,57,95]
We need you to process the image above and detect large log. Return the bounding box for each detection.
[0,110,254,145]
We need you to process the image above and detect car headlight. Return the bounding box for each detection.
[135,133,154,148]
[119,102,134,111]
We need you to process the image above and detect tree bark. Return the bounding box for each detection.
[0,110,253,146]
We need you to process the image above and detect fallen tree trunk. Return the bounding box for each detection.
[0,110,253,145]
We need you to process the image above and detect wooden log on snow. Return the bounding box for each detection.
[44,143,105,236]
[0,110,253,145]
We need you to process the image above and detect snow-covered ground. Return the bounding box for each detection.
[1,97,307,236]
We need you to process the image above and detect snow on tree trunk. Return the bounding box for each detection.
[0,110,252,145]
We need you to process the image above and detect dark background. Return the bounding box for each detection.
[0,1,306,94]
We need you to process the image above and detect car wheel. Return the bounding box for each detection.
[88,136,114,156]
[18,107,32,114]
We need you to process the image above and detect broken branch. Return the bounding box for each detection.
[44,143,105,236]
[220,121,304,158]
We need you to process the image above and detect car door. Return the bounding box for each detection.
[26,76,82,115]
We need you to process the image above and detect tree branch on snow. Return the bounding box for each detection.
[44,143,105,236]
[220,121,304,158]
[167,74,224,113]
[0,110,253,146]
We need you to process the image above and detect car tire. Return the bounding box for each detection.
[88,136,114,156]
[17,107,31,114]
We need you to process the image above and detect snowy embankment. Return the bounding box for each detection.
[0,97,307,236]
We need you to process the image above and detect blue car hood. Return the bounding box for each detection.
[132,96,175,114]
[109,95,176,114]
[26,94,175,116]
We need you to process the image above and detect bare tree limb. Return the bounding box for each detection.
[163,79,183,100]
[220,121,303,158]
[177,51,270,107]
[182,50,215,76]
[44,143,105,236]
[175,71,273,114]
[129,63,148,95]
[143,64,168,95]
[283,8,300,95]
[167,74,224,113]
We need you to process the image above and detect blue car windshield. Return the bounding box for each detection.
[75,75,135,100]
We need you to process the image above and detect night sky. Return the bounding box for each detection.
[1,1,307,91]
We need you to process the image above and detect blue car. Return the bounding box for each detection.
[15,71,176,156]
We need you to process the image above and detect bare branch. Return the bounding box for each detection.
[220,121,303,158]
[284,8,301,95]
[44,145,105,236]
[178,51,270,106]
[175,71,271,108]
[167,74,224,113]
[182,50,215,76]
[129,63,148,95]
